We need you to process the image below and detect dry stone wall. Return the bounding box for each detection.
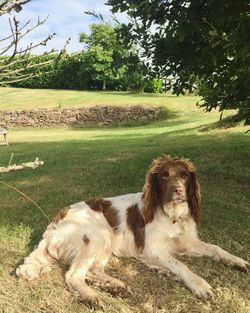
[0,105,160,128]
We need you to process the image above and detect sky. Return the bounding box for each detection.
[0,0,127,55]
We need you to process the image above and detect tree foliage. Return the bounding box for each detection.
[108,0,250,124]
[7,53,93,90]
[4,51,144,91]
[79,23,117,90]
[7,50,156,92]
[121,52,147,93]
[79,21,149,92]
[4,17,161,93]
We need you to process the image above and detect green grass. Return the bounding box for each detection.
[0,89,249,313]
[0,86,200,110]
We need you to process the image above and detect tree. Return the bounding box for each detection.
[79,19,148,92]
[0,0,68,85]
[121,52,147,93]
[79,23,118,90]
[108,0,250,124]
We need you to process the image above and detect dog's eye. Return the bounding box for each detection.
[162,171,169,178]
[180,171,189,178]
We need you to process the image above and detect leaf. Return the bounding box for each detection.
[209,30,218,37]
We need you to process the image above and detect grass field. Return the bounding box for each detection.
[0,87,200,110]
[0,88,249,313]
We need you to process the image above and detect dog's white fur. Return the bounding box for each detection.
[16,156,249,307]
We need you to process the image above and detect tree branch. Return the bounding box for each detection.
[1,59,55,76]
[0,0,31,16]
[0,2,70,84]
[0,158,44,173]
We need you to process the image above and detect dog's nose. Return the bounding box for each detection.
[174,185,183,195]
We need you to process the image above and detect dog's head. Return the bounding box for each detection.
[142,155,201,224]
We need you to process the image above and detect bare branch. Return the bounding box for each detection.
[1,59,55,76]
[0,49,53,70]
[0,15,52,55]
[0,68,55,85]
[0,72,33,84]
[0,1,70,85]
[0,158,44,173]
[0,0,31,16]
[15,32,56,56]
[18,15,49,41]
[0,33,13,43]
[8,16,20,61]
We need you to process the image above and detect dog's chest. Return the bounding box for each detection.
[152,211,190,238]
[166,219,190,239]
[145,214,195,254]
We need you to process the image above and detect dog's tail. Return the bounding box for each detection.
[16,223,58,281]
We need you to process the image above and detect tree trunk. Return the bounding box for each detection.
[102,79,106,90]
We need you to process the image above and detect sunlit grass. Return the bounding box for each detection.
[0,86,200,110]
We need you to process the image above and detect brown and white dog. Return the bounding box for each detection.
[16,155,249,307]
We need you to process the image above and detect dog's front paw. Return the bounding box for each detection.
[231,257,250,272]
[81,295,105,309]
[189,276,213,301]
[111,284,132,298]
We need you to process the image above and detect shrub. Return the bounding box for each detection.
[144,78,163,93]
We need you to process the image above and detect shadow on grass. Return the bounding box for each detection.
[102,91,196,99]
[199,114,246,132]
[1,129,249,230]
[0,128,249,312]
[99,91,168,97]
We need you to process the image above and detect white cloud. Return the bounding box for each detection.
[0,0,128,54]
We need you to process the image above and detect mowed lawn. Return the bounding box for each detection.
[0,88,249,313]
[0,86,200,110]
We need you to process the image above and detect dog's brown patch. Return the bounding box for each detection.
[85,198,119,232]
[127,204,145,253]
[83,234,90,245]
[53,207,70,224]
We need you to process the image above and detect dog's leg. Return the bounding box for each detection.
[16,222,63,281]
[86,263,132,298]
[145,253,213,300]
[16,239,53,281]
[186,240,250,272]
[65,255,104,308]
[148,264,181,281]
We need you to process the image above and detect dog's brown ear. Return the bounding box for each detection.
[142,171,161,224]
[176,158,201,224]
[188,170,201,224]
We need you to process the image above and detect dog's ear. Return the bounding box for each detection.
[142,171,161,224]
[187,167,201,225]
[176,158,201,225]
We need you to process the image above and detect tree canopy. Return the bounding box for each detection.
[108,0,250,124]
[79,23,118,90]
[6,21,156,92]
[79,21,148,92]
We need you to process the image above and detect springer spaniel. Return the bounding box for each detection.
[16,155,249,307]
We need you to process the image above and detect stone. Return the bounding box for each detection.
[0,105,161,128]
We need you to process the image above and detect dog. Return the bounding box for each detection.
[16,155,249,307]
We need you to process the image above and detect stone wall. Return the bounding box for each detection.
[0,105,160,128]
